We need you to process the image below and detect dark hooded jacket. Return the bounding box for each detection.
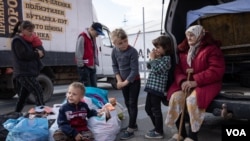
[11,35,44,78]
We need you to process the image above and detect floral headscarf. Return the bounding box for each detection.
[186,25,204,67]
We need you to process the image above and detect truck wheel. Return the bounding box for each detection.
[27,74,54,104]
[108,78,117,89]
[0,88,16,99]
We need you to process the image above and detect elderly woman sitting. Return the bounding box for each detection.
[165,25,225,141]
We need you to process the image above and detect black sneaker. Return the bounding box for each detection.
[147,128,156,133]
[120,131,134,140]
[145,131,164,139]
[121,125,138,131]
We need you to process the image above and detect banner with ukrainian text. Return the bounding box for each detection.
[0,0,22,38]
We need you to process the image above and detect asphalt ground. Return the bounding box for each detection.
[0,82,223,141]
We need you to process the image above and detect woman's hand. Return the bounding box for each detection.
[116,81,123,89]
[116,80,129,89]
[36,49,44,58]
[181,80,197,93]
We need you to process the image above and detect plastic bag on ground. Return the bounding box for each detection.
[3,117,49,141]
[88,110,121,141]
[115,102,125,120]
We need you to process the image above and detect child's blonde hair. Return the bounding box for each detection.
[69,82,85,95]
[110,28,128,43]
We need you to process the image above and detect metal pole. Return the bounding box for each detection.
[160,0,165,35]
[142,7,146,83]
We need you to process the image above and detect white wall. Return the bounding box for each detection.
[127,29,162,79]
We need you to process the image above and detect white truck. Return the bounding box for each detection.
[0,0,115,103]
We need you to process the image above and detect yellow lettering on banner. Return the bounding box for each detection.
[49,0,71,9]
[32,0,71,9]
[0,0,4,34]
[25,2,65,16]
[22,0,72,39]
[34,0,48,3]
[35,31,51,40]
[25,13,68,25]
[7,0,19,34]
[44,25,63,32]
[0,24,4,34]
[34,24,44,30]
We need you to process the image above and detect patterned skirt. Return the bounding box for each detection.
[165,90,206,132]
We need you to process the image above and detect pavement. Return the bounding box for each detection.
[52,83,176,140]
[52,82,222,141]
[0,82,229,141]
[115,105,222,141]
[115,105,176,141]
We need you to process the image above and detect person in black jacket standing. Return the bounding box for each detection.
[11,20,45,112]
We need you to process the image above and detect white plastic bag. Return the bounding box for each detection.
[88,110,121,141]
[48,104,61,141]
[115,102,125,120]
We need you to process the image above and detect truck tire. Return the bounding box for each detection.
[0,88,16,99]
[27,74,54,104]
